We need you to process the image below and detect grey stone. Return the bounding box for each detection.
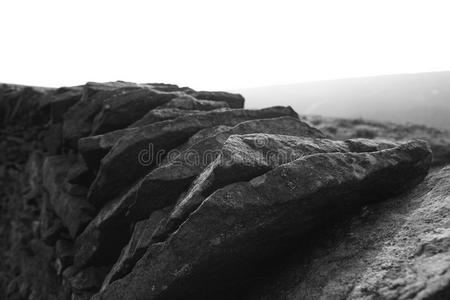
[96,140,431,300]
[42,155,96,238]
[88,106,298,207]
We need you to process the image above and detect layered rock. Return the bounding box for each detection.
[3,81,448,300]
[100,207,172,289]
[89,88,180,135]
[159,94,230,111]
[246,166,450,300]
[42,155,96,238]
[97,136,398,288]
[0,83,55,125]
[79,109,207,170]
[128,108,204,128]
[39,86,84,122]
[62,82,244,148]
[74,117,321,269]
[87,106,298,207]
[187,90,245,108]
[62,81,141,147]
[96,140,431,300]
[152,135,398,242]
[302,115,450,167]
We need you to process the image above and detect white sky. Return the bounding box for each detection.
[1,0,450,90]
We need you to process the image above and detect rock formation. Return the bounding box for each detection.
[1,81,449,300]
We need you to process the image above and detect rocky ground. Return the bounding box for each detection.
[0,82,449,300]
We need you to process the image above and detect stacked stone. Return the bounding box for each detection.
[1,81,436,300]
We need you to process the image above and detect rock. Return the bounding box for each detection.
[39,86,84,122]
[88,106,298,207]
[78,127,140,171]
[23,151,44,201]
[90,87,179,135]
[42,123,62,155]
[73,189,137,268]
[61,81,183,147]
[152,134,398,242]
[100,208,171,290]
[79,110,207,170]
[128,108,204,128]
[69,267,108,297]
[302,115,450,167]
[65,159,95,188]
[62,81,140,148]
[12,238,62,300]
[54,239,74,275]
[188,90,245,108]
[246,166,450,300]
[0,83,55,125]
[40,210,67,246]
[96,140,431,300]
[171,125,232,156]
[42,155,96,238]
[160,94,230,110]
[74,117,319,269]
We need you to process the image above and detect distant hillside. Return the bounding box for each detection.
[237,71,450,130]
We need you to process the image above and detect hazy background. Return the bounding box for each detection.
[238,71,450,129]
[1,0,450,128]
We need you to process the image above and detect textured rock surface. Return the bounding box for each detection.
[89,87,178,135]
[97,140,431,300]
[100,207,172,290]
[128,108,204,128]
[42,155,96,238]
[153,135,398,242]
[187,90,245,108]
[302,115,450,167]
[88,106,298,207]
[79,109,210,170]
[73,117,322,270]
[39,86,84,122]
[159,94,230,110]
[3,81,450,300]
[246,166,450,300]
[62,81,140,148]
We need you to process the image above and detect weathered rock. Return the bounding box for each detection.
[12,238,62,300]
[171,125,232,156]
[42,155,96,238]
[188,90,245,108]
[69,266,108,298]
[65,158,95,188]
[246,166,450,300]
[152,134,398,242]
[79,109,207,170]
[96,140,431,300]
[23,151,45,201]
[160,94,230,110]
[62,81,140,147]
[100,208,171,290]
[73,189,137,268]
[302,114,450,167]
[39,86,84,122]
[40,210,67,246]
[62,82,185,147]
[139,83,191,93]
[128,108,204,128]
[0,83,55,125]
[78,127,141,171]
[88,106,298,207]
[42,123,63,155]
[90,87,179,135]
[74,117,320,269]
[55,239,75,275]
